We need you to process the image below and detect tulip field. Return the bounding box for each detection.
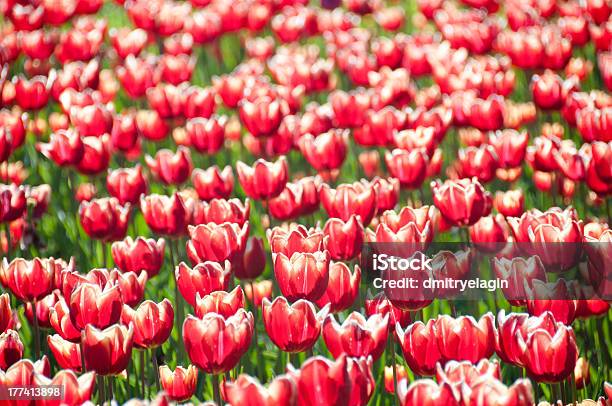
[1,0,612,404]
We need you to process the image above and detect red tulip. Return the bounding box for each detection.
[320,182,378,226]
[141,192,187,236]
[76,135,110,176]
[330,89,371,128]
[110,27,148,59]
[0,184,26,223]
[175,261,231,307]
[323,312,388,360]
[116,55,156,98]
[365,293,411,330]
[159,365,199,402]
[239,95,285,137]
[121,299,173,349]
[146,147,193,186]
[146,83,187,119]
[192,165,234,201]
[358,150,381,178]
[223,374,297,406]
[69,103,113,137]
[82,323,134,375]
[183,309,254,374]
[0,257,55,302]
[112,236,165,278]
[69,282,123,330]
[397,379,460,406]
[33,370,96,406]
[464,378,534,406]
[13,74,52,110]
[136,109,168,141]
[79,197,130,242]
[273,251,330,302]
[369,177,399,213]
[262,296,328,353]
[186,116,227,154]
[245,280,273,307]
[493,256,547,306]
[186,222,250,265]
[107,166,148,205]
[0,357,51,392]
[299,129,348,173]
[469,214,508,251]
[183,85,217,119]
[75,182,97,203]
[435,313,496,363]
[384,364,407,393]
[24,290,59,329]
[323,215,364,261]
[385,148,429,189]
[508,207,583,271]
[531,70,576,111]
[234,236,266,280]
[268,224,326,257]
[49,296,81,342]
[494,190,524,217]
[457,145,499,183]
[237,156,289,200]
[526,279,577,325]
[194,286,245,318]
[431,178,492,227]
[0,293,12,333]
[435,359,500,390]
[201,198,250,226]
[396,319,442,376]
[372,217,433,246]
[315,262,360,313]
[519,320,579,383]
[0,329,23,370]
[288,355,351,406]
[488,129,529,169]
[0,129,12,163]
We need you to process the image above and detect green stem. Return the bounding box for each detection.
[140,350,146,399]
[152,348,161,393]
[212,374,221,405]
[98,375,106,405]
[31,299,41,359]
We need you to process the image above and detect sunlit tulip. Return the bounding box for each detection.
[140,193,188,236]
[146,147,193,186]
[273,250,330,302]
[79,197,130,242]
[492,256,547,306]
[397,379,460,406]
[435,313,496,363]
[234,236,266,280]
[320,182,377,226]
[237,157,289,200]
[0,329,23,370]
[69,282,123,330]
[186,116,227,154]
[385,149,429,189]
[431,178,491,227]
[82,323,134,375]
[323,215,364,261]
[0,257,55,302]
[435,359,500,390]
[175,261,231,307]
[33,370,96,406]
[159,365,198,402]
[299,129,348,173]
[464,378,534,406]
[323,312,388,360]
[223,374,297,406]
[186,222,250,265]
[194,286,245,318]
[192,165,234,201]
[121,299,173,349]
[494,190,525,217]
[244,280,273,307]
[239,96,284,137]
[112,237,165,278]
[396,319,442,376]
[262,296,328,353]
[76,135,110,176]
[315,262,360,313]
[0,184,27,223]
[107,166,148,205]
[0,293,11,334]
[183,309,254,374]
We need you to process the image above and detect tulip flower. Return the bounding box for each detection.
[273,251,330,302]
[106,166,148,205]
[288,355,351,406]
[494,190,525,217]
[385,148,429,189]
[0,257,55,302]
[24,290,59,329]
[315,262,360,313]
[239,95,284,137]
[0,293,11,333]
[79,197,130,242]
[69,282,123,330]
[431,178,492,227]
[140,193,188,236]
[384,364,407,393]
[492,256,547,306]
[397,379,460,406]
[434,313,496,363]
[186,115,227,154]
[268,224,326,257]
[146,83,187,119]
[262,296,328,353]
[49,296,81,342]
[201,198,250,226]
[323,215,364,261]
[112,237,165,278]
[236,156,289,200]
[526,279,578,325]
[175,261,231,307]
[145,147,193,186]
[13,74,52,110]
[0,329,23,370]
[299,129,349,173]
[0,356,51,388]
[464,378,534,406]
[192,165,234,201]
[82,323,134,375]
[186,222,250,265]
[69,103,113,137]
[488,130,529,169]
[76,135,111,176]
[320,182,378,226]
[396,319,442,376]
[223,374,297,406]
[47,334,82,372]
[323,312,389,360]
[37,129,85,167]
[245,280,273,307]
[0,184,26,223]
[159,365,198,402]
[194,286,245,318]
[121,299,174,349]
[33,370,96,406]
[365,293,411,330]
[183,85,217,119]
[183,309,254,374]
